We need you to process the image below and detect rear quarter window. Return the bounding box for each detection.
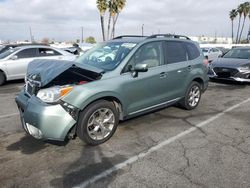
[185,42,200,60]
[38,48,61,57]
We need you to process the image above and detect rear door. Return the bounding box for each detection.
[164,41,190,100]
[6,48,38,79]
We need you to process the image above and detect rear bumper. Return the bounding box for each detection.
[15,90,76,141]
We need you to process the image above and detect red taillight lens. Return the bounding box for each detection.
[203,59,209,67]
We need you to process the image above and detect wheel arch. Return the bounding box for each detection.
[0,69,7,85]
[0,69,6,77]
[80,95,125,121]
[192,77,204,90]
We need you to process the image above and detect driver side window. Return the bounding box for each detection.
[124,41,163,72]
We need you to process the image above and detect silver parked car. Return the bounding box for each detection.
[0,45,76,85]
[201,47,223,62]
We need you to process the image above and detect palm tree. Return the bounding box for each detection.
[111,0,126,38]
[97,0,108,41]
[229,9,238,43]
[236,3,244,43]
[239,2,250,43]
[107,0,117,40]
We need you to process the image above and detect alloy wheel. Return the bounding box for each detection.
[87,108,115,140]
[188,85,201,107]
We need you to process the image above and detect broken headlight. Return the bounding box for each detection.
[37,85,73,103]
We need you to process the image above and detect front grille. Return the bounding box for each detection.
[213,67,239,78]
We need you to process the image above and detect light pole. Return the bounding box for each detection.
[81,27,84,43]
[29,26,34,43]
[142,24,144,36]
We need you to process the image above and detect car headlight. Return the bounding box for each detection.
[239,64,250,71]
[37,85,73,103]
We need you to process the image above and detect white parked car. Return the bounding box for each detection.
[201,47,223,62]
[0,45,76,85]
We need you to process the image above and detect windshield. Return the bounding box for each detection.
[201,48,209,53]
[223,48,250,59]
[0,47,20,59]
[76,42,137,71]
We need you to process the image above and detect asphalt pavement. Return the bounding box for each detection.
[0,80,249,188]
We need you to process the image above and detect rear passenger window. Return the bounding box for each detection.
[185,42,200,60]
[38,48,61,57]
[165,41,188,64]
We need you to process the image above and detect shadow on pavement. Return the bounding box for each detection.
[50,145,125,188]
[6,135,48,154]
[4,79,24,86]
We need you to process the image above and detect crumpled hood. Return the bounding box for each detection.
[27,59,104,86]
[211,58,250,68]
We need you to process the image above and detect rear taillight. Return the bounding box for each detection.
[203,59,209,67]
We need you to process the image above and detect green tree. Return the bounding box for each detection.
[236,3,244,43]
[229,9,238,44]
[97,0,108,41]
[239,2,250,43]
[85,36,96,44]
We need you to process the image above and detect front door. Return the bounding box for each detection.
[120,41,168,114]
[6,48,38,79]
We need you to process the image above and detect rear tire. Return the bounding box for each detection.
[179,81,202,110]
[77,100,119,146]
[0,71,6,86]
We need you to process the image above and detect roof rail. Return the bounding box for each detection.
[147,34,191,40]
[113,35,147,39]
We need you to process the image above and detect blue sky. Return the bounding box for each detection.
[0,0,249,42]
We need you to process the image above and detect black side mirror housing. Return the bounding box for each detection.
[132,64,148,77]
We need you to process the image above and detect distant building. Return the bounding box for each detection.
[190,36,233,44]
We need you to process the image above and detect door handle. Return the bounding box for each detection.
[187,65,192,70]
[160,72,167,78]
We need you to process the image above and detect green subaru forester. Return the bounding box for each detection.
[16,34,209,145]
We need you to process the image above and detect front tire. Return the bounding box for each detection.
[180,81,202,110]
[77,100,119,146]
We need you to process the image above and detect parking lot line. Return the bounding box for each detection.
[0,113,19,119]
[75,98,250,188]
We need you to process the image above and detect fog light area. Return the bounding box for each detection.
[26,123,43,139]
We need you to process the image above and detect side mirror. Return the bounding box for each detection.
[134,64,148,72]
[9,55,18,60]
[132,64,148,77]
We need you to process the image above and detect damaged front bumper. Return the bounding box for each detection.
[208,67,250,82]
[15,90,77,141]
